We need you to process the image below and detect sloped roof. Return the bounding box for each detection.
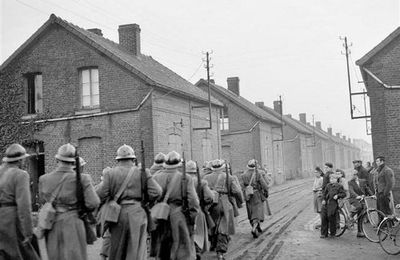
[255,104,313,135]
[356,26,400,66]
[196,79,281,125]
[0,14,222,106]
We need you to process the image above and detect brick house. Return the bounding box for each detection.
[196,78,285,184]
[0,14,223,192]
[356,27,400,204]
[255,102,314,179]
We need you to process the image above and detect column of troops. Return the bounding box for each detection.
[0,142,272,260]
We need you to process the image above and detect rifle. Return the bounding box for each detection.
[196,162,204,209]
[181,155,195,234]
[229,162,243,208]
[226,161,239,216]
[75,149,97,244]
[140,141,154,233]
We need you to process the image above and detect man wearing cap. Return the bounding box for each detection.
[353,160,373,193]
[322,162,334,192]
[97,144,162,260]
[0,143,38,259]
[38,143,100,260]
[203,159,242,260]
[152,151,199,260]
[150,152,166,175]
[375,156,395,215]
[239,159,270,238]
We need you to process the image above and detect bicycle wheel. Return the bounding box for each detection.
[378,218,400,255]
[361,209,385,243]
[336,208,347,237]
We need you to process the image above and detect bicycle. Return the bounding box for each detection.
[377,204,400,255]
[336,195,385,242]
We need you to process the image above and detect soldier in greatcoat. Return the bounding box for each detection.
[239,159,270,238]
[38,143,100,260]
[97,144,162,260]
[150,152,166,175]
[152,151,200,260]
[0,143,38,260]
[203,159,242,260]
[186,160,214,259]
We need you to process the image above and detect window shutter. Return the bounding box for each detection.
[35,74,43,113]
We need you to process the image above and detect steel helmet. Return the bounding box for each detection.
[154,152,166,165]
[2,143,30,162]
[247,159,257,169]
[115,144,136,160]
[164,151,182,169]
[186,160,197,173]
[211,159,225,171]
[55,143,76,162]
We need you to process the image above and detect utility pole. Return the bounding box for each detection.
[340,36,354,119]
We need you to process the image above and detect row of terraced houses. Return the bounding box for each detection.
[0,14,362,196]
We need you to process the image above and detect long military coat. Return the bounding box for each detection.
[203,169,242,236]
[239,168,269,223]
[0,164,34,260]
[153,167,200,260]
[39,165,100,260]
[97,164,162,260]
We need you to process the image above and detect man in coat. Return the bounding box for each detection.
[375,156,395,215]
[97,144,162,260]
[150,152,166,175]
[0,143,38,260]
[39,143,100,260]
[239,159,270,238]
[203,159,242,260]
[322,162,334,192]
[353,160,373,194]
[348,170,372,237]
[152,151,200,260]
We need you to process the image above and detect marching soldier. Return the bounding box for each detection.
[201,161,213,177]
[186,160,214,259]
[38,143,100,260]
[0,143,38,259]
[239,159,270,238]
[153,151,200,260]
[203,159,242,260]
[150,152,166,175]
[97,144,162,260]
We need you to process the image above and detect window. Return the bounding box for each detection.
[168,134,182,154]
[202,138,212,162]
[25,73,43,114]
[220,106,229,130]
[80,68,99,108]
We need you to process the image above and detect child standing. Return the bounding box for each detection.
[320,173,347,238]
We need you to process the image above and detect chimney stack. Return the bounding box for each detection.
[255,101,264,108]
[209,79,215,84]
[299,113,307,124]
[227,77,240,95]
[286,114,292,118]
[336,133,341,138]
[316,121,322,129]
[273,100,282,115]
[87,28,103,36]
[118,24,141,55]
[327,127,332,135]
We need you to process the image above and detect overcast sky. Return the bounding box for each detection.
[1,0,399,143]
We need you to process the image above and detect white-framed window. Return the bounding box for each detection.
[220,106,229,131]
[25,73,43,114]
[80,68,99,108]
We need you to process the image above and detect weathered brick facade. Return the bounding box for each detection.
[357,28,400,204]
[0,15,222,185]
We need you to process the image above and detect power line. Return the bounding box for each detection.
[187,60,204,81]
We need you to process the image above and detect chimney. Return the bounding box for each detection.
[227,77,240,95]
[118,24,141,55]
[348,138,351,143]
[327,127,332,135]
[273,100,282,115]
[336,133,341,138]
[209,79,215,84]
[316,121,322,129]
[255,101,264,108]
[342,135,346,140]
[286,114,292,118]
[299,113,307,124]
[87,28,103,36]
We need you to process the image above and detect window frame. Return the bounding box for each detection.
[25,72,43,115]
[79,67,99,109]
